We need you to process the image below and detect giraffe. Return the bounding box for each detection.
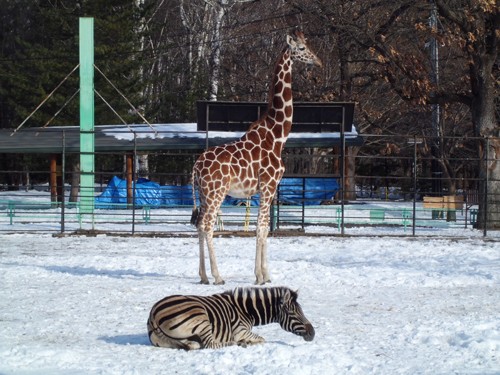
[191,30,322,285]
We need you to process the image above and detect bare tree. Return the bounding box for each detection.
[293,0,498,226]
[433,0,499,228]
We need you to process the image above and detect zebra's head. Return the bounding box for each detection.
[278,288,315,342]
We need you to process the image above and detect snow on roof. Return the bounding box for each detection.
[102,123,359,141]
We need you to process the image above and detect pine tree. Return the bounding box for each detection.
[0,0,147,130]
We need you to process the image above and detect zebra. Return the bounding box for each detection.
[147,286,315,350]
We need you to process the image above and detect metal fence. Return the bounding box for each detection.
[0,132,498,237]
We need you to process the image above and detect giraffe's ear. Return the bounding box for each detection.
[286,34,297,48]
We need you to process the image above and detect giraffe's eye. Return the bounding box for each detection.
[298,46,306,51]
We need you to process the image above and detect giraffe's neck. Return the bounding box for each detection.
[265,48,293,141]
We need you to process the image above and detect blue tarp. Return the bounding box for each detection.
[225,178,339,206]
[95,176,338,208]
[95,176,164,208]
[162,184,197,205]
[279,177,339,205]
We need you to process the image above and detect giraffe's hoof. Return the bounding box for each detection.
[200,279,210,285]
[213,279,225,285]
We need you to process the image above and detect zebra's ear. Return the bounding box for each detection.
[279,290,289,305]
[280,288,297,304]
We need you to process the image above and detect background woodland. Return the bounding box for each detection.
[0,0,499,226]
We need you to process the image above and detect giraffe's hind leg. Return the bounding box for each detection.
[206,230,225,285]
[196,174,229,285]
[198,204,225,285]
[196,205,224,285]
[198,229,210,284]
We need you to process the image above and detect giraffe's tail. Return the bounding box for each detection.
[190,169,199,226]
[190,207,199,226]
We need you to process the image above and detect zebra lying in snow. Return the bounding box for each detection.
[147,286,315,349]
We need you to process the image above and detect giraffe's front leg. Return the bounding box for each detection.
[255,200,272,284]
[260,231,271,283]
[255,221,271,285]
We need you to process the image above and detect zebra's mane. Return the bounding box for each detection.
[225,286,298,301]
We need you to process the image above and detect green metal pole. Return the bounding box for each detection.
[79,18,95,224]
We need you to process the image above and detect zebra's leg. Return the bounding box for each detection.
[196,324,236,349]
[182,340,203,350]
[202,340,238,349]
[234,329,266,346]
[148,317,192,350]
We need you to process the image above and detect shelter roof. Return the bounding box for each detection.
[0,123,363,154]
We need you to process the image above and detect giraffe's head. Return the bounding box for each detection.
[286,30,323,68]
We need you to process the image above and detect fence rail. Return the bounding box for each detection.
[0,132,498,237]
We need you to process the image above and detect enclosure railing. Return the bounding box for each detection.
[0,130,498,236]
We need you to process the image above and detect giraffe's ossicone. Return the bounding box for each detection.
[191,31,322,285]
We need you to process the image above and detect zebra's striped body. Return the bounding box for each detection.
[147,286,315,350]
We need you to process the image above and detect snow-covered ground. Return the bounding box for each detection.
[1,231,498,374]
[0,187,490,238]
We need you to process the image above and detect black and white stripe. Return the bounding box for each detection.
[147,286,315,350]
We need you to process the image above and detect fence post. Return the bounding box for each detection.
[79,18,95,228]
[60,130,66,234]
[270,198,277,232]
[340,108,346,235]
[8,202,15,225]
[412,136,417,236]
[483,137,489,236]
[131,133,137,234]
[301,177,305,230]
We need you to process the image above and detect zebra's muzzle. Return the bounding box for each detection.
[302,323,315,341]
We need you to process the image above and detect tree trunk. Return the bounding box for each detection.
[472,49,499,229]
[208,1,226,101]
[478,138,500,229]
[344,147,359,201]
[137,154,149,179]
[69,162,80,203]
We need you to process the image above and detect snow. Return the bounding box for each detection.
[101,123,359,141]
[0,187,493,238]
[1,231,499,374]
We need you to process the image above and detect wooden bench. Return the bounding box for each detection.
[465,190,479,207]
[423,195,464,210]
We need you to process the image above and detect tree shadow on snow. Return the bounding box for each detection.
[264,340,295,347]
[99,333,150,346]
[43,265,164,279]
[100,334,297,348]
